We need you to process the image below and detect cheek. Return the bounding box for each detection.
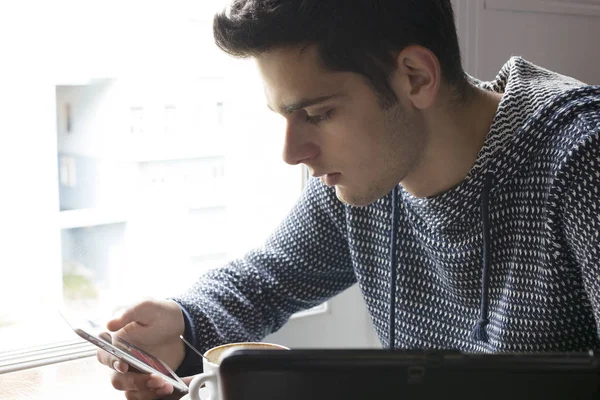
[338,109,387,146]
[325,123,373,158]
[320,105,392,163]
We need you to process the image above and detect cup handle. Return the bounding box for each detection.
[188,371,217,400]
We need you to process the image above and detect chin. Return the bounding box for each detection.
[334,186,382,207]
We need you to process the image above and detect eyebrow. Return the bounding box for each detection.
[268,93,342,114]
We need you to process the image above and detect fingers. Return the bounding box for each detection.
[122,385,174,399]
[96,349,129,373]
[113,360,130,374]
[155,376,194,400]
[123,385,175,400]
[110,372,174,398]
[160,388,189,400]
[106,305,138,332]
[107,299,157,332]
[181,376,195,386]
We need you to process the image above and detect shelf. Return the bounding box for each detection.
[59,208,130,230]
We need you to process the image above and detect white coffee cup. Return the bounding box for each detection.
[182,342,289,400]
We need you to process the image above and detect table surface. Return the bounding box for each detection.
[0,356,199,400]
[0,356,123,399]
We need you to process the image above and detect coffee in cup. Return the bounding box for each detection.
[183,342,289,400]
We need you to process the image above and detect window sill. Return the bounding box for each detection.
[0,355,118,400]
[0,340,96,374]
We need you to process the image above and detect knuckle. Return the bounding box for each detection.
[135,374,154,391]
[139,297,155,308]
[110,372,129,391]
[97,349,107,364]
[130,373,152,391]
[111,377,125,391]
[97,349,115,367]
[127,373,138,389]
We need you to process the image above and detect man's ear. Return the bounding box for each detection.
[392,45,441,110]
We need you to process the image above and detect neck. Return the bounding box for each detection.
[402,85,503,198]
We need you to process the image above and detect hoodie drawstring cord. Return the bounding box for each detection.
[471,172,495,343]
[389,186,400,350]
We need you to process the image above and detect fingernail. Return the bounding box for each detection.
[112,361,122,373]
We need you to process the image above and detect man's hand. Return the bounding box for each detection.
[96,298,189,399]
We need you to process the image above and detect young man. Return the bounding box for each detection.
[98,0,600,398]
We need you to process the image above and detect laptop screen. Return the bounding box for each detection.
[218,349,600,400]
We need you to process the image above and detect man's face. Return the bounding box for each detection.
[256,46,427,206]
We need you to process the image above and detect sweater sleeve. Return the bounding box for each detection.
[561,124,600,329]
[172,177,354,373]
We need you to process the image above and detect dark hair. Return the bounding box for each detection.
[214,0,468,107]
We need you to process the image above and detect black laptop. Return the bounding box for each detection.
[218,349,600,400]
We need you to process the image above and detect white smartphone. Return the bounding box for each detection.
[60,311,189,393]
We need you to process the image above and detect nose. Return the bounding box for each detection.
[281,120,319,166]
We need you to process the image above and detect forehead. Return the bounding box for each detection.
[255,45,351,106]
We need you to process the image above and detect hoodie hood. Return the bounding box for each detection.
[388,57,591,348]
[399,57,587,231]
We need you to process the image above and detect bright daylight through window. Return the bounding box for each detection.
[0,0,303,372]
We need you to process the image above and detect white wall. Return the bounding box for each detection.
[266,286,381,349]
[453,0,600,83]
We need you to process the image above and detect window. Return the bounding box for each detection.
[0,1,305,372]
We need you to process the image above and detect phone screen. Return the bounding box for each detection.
[60,311,187,392]
[110,335,178,381]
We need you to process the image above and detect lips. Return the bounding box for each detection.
[309,168,341,187]
[322,173,341,187]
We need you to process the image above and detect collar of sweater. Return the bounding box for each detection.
[400,57,588,232]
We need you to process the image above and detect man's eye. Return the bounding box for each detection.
[305,110,334,126]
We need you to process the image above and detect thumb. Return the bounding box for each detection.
[182,376,195,386]
[106,300,156,332]
[106,307,134,332]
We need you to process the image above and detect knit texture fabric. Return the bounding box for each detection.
[173,57,600,373]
